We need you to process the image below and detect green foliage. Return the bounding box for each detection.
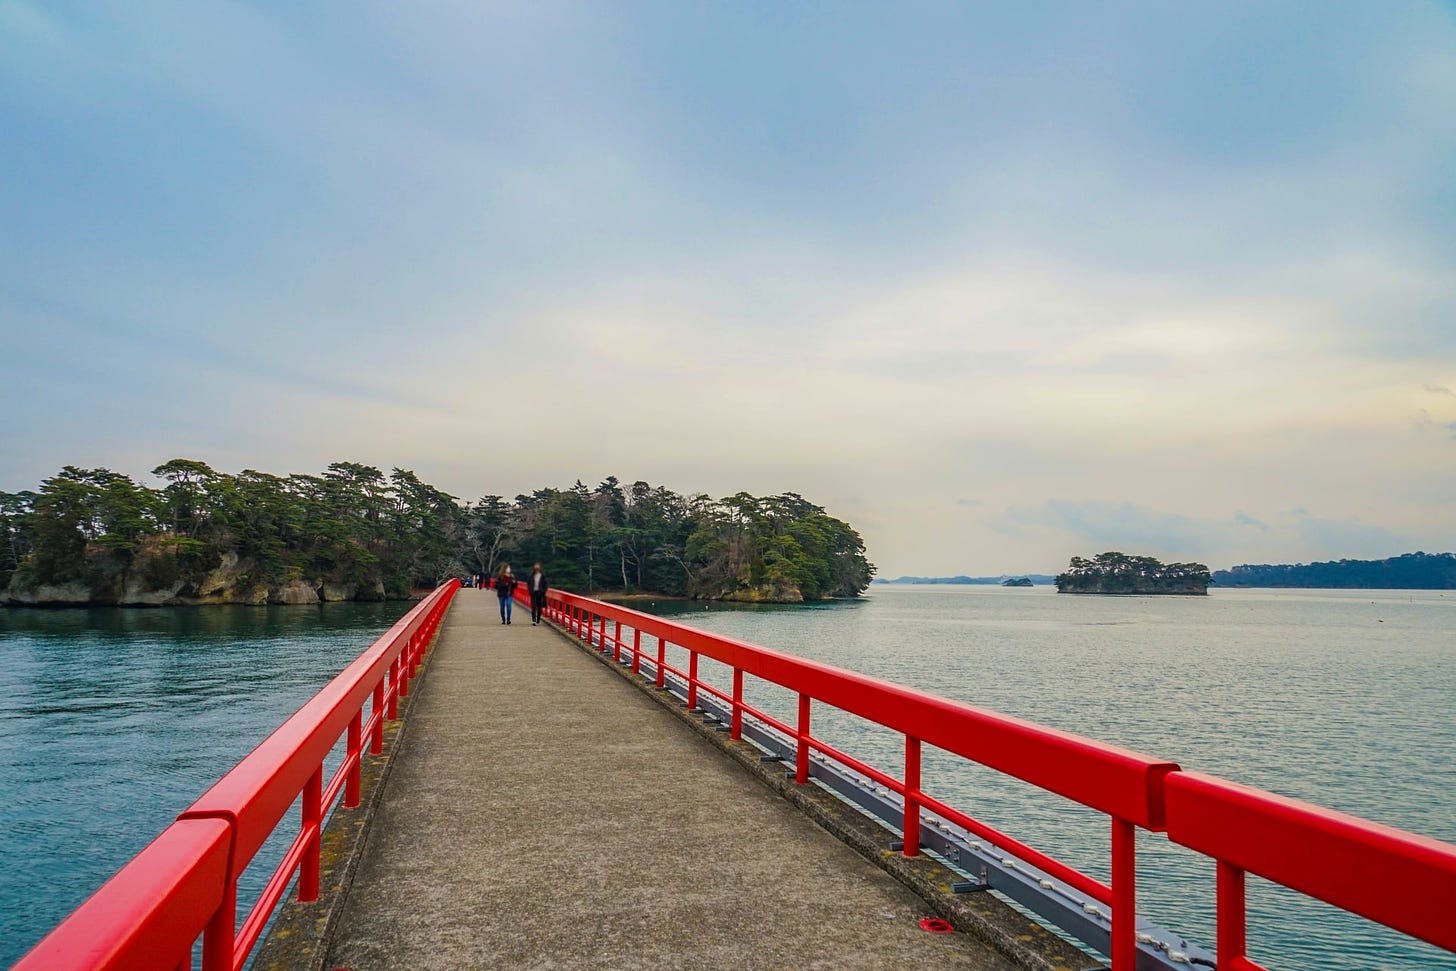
[1212,552,1456,589]
[450,481,873,600]
[4,460,464,599]
[1056,552,1211,594]
[3,463,875,603]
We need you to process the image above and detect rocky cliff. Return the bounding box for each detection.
[1,550,395,607]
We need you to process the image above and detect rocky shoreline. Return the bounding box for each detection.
[0,552,403,608]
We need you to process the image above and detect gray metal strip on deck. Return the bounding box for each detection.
[327,591,1016,970]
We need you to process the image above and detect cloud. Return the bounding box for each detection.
[1233,511,1269,532]
[2,3,1455,576]
[1293,517,1412,560]
[994,501,1267,559]
[987,501,1440,572]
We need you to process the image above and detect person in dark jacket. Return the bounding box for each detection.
[494,564,517,624]
[527,562,549,625]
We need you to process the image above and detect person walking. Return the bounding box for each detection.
[527,562,549,625]
[494,564,517,624]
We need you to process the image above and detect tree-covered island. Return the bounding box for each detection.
[0,461,874,607]
[1212,552,1456,589]
[1055,552,1211,595]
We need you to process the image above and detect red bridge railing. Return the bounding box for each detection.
[14,580,460,971]
[18,581,1456,970]
[542,588,1456,970]
[1164,771,1456,969]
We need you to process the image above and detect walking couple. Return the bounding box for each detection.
[493,563,549,626]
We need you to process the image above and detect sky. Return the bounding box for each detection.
[2,1,1454,577]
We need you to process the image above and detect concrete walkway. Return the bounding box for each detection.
[326,590,1016,970]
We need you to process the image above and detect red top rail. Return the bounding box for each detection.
[545,589,1456,970]
[1165,771,1456,965]
[13,819,231,971]
[15,580,460,971]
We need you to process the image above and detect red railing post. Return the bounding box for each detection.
[598,613,607,653]
[199,879,236,971]
[613,620,622,662]
[796,694,810,784]
[731,668,743,740]
[299,766,323,902]
[345,711,362,808]
[371,678,385,754]
[397,652,409,699]
[1216,861,1246,967]
[903,736,921,857]
[1111,817,1136,970]
[655,636,666,688]
[688,651,699,709]
[632,628,642,675]
[389,656,403,710]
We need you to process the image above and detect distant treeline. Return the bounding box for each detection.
[1212,552,1456,589]
[0,461,873,605]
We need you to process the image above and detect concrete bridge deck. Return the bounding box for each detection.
[324,591,1017,970]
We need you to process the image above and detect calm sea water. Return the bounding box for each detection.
[641,585,1456,970]
[2,590,1452,970]
[0,602,412,968]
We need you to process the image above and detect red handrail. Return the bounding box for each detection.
[20,582,1456,970]
[13,819,231,971]
[542,589,1456,970]
[14,580,460,971]
[1165,771,1456,967]
[545,588,1167,968]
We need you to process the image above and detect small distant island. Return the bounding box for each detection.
[1001,577,1034,587]
[1056,552,1211,595]
[1213,552,1456,589]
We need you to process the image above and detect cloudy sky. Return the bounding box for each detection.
[2,2,1454,576]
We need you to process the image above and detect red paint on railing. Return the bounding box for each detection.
[15,580,459,971]
[539,589,1168,965]
[539,589,1456,969]
[21,582,1456,970]
[1165,770,1456,962]
[15,819,231,971]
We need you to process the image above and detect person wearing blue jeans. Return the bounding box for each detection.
[494,564,517,624]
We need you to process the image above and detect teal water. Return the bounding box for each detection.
[641,586,1456,970]
[0,602,412,968]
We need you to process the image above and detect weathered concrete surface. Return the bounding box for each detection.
[325,592,1023,970]
[568,628,1093,971]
